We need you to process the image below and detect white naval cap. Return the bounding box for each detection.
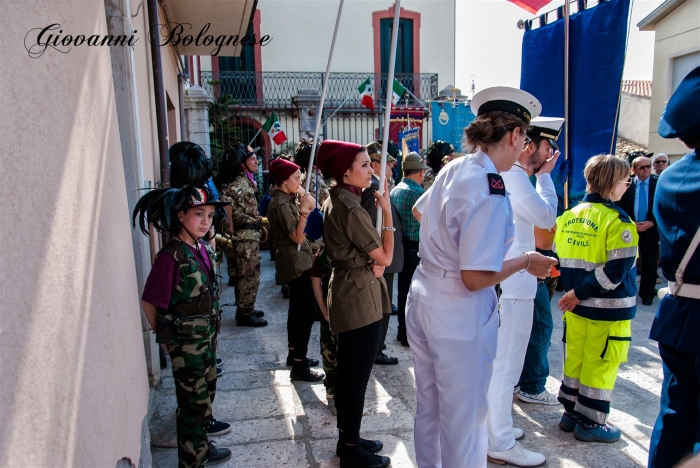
[528,116,565,150]
[470,86,541,125]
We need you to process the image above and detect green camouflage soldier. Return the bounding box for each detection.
[310,248,337,402]
[219,144,267,327]
[135,186,232,467]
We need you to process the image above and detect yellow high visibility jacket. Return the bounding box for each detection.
[554,193,639,321]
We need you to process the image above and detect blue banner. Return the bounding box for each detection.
[431,101,475,151]
[520,0,630,213]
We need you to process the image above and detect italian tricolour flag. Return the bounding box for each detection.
[391,79,406,107]
[357,77,374,111]
[262,112,287,145]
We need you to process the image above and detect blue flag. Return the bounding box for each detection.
[520,0,631,213]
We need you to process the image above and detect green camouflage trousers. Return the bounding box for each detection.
[232,239,260,314]
[168,335,217,468]
[320,319,337,396]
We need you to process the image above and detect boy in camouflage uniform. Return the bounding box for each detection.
[219,144,267,327]
[135,186,232,467]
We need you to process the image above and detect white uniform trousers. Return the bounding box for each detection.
[407,264,499,468]
[486,297,534,452]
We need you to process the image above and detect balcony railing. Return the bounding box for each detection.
[200,71,439,108]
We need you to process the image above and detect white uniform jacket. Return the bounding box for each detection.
[499,165,557,299]
[414,150,515,273]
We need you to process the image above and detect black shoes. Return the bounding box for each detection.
[236,314,268,327]
[216,367,223,377]
[286,354,320,367]
[281,285,289,299]
[290,361,324,382]
[216,357,223,367]
[203,441,231,465]
[396,334,409,347]
[642,297,654,306]
[336,439,384,456]
[337,442,390,468]
[252,309,265,317]
[391,304,398,315]
[227,277,236,286]
[207,419,231,436]
[375,352,399,365]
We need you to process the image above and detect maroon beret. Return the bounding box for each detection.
[316,140,365,182]
[269,158,300,185]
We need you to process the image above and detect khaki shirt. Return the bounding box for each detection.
[267,189,313,283]
[322,187,390,334]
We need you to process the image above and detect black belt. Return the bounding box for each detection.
[235,222,262,231]
[403,239,419,248]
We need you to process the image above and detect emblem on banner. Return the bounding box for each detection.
[439,109,449,125]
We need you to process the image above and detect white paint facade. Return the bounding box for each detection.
[639,0,700,161]
[618,92,651,146]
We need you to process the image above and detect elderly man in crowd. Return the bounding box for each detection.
[652,153,669,176]
[616,155,659,306]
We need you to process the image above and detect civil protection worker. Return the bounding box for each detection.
[407,87,557,468]
[554,155,638,443]
[486,117,561,467]
[648,65,700,468]
[219,144,267,327]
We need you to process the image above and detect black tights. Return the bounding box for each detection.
[336,319,382,444]
[287,270,317,360]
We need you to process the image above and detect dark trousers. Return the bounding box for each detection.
[639,232,659,300]
[378,273,394,350]
[287,270,317,360]
[648,343,700,468]
[397,240,420,338]
[518,281,554,394]
[336,319,382,444]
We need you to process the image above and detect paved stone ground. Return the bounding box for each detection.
[150,254,664,467]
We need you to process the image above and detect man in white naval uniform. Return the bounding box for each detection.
[486,117,563,466]
[407,87,558,468]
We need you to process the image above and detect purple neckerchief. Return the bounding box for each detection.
[335,183,362,197]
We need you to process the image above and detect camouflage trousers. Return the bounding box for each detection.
[320,319,337,396]
[168,334,217,468]
[231,239,260,314]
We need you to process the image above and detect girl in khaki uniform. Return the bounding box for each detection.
[266,158,324,382]
[317,140,394,468]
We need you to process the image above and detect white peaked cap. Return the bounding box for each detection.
[470,86,542,124]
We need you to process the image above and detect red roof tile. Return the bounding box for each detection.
[621,80,652,98]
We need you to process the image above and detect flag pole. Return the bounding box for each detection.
[375,0,402,232]
[404,86,428,109]
[321,91,356,127]
[297,0,345,250]
[563,0,570,210]
[248,127,263,146]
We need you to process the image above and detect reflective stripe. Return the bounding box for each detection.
[575,402,609,425]
[562,375,580,390]
[595,266,620,290]
[579,384,613,401]
[579,296,636,308]
[559,258,602,271]
[607,246,637,260]
[558,390,578,403]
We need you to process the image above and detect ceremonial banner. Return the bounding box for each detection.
[385,109,425,149]
[431,101,475,151]
[521,0,630,213]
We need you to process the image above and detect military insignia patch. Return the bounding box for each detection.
[621,230,633,244]
[487,173,506,196]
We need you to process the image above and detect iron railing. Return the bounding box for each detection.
[200,71,439,108]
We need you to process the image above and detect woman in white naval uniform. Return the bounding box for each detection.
[407,87,558,468]
[485,117,563,467]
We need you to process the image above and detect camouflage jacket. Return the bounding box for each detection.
[301,170,330,206]
[221,174,261,242]
[155,239,220,345]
